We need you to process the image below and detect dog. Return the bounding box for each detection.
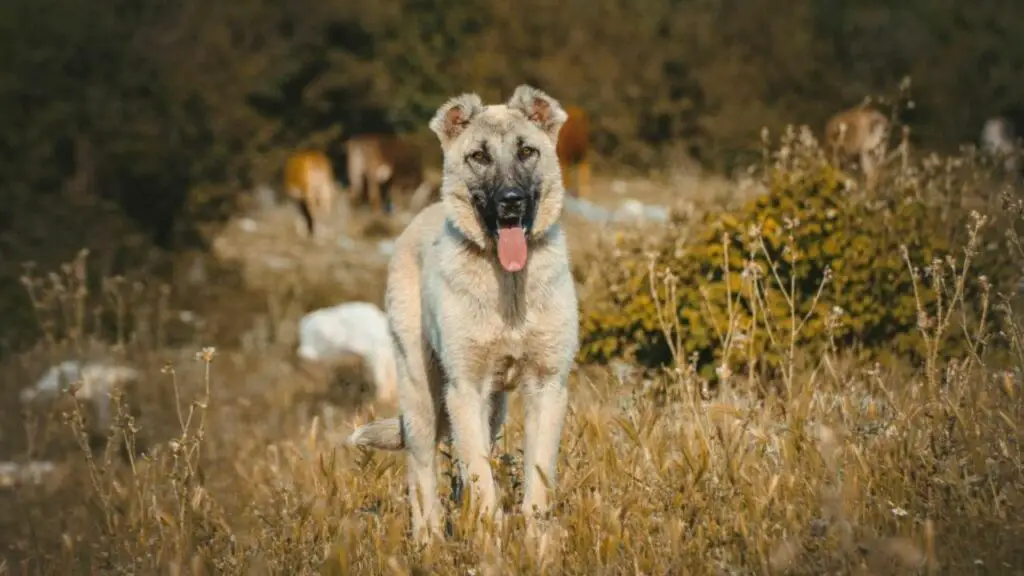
[345,134,439,215]
[556,106,592,199]
[284,149,339,239]
[825,104,890,190]
[347,85,579,543]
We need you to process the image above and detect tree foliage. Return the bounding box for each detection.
[4,0,1024,245]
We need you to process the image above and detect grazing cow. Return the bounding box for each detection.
[556,105,592,199]
[345,134,437,215]
[284,150,339,239]
[825,104,890,191]
[980,116,1020,180]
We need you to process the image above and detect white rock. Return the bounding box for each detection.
[253,184,278,212]
[238,218,259,233]
[297,302,397,403]
[186,255,208,285]
[263,255,294,270]
[20,361,141,429]
[609,360,638,386]
[612,199,669,224]
[0,461,57,489]
[614,199,646,222]
[377,240,396,257]
[563,196,612,223]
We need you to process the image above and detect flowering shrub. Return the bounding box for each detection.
[579,132,1017,379]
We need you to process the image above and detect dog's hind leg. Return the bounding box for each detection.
[371,352,398,405]
[393,339,448,543]
[521,375,569,520]
[398,369,445,542]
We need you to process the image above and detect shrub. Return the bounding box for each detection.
[579,130,1018,380]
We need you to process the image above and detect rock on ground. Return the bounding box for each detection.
[297,302,397,404]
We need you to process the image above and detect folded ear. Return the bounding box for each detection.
[429,93,484,148]
[507,84,569,142]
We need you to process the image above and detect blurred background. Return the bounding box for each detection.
[2,0,1023,349]
[2,2,1024,571]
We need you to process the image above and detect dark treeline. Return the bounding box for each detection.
[2,0,1024,250]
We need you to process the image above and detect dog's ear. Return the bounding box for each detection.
[429,93,484,148]
[507,85,569,142]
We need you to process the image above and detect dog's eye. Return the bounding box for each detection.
[517,146,539,161]
[467,150,491,165]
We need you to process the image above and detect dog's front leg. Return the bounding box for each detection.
[521,375,569,520]
[445,382,499,519]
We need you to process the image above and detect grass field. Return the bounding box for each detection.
[1,149,1022,575]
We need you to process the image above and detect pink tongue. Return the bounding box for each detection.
[497,227,528,272]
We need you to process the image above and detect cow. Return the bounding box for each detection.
[345,134,437,215]
[556,105,592,199]
[283,149,340,240]
[825,104,890,191]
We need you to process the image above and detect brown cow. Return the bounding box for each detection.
[556,105,592,199]
[345,134,436,215]
[284,149,339,239]
[824,104,890,191]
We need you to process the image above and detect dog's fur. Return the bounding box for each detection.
[825,104,890,190]
[347,85,579,542]
[556,106,592,199]
[284,150,339,238]
[346,134,440,215]
[981,116,1020,181]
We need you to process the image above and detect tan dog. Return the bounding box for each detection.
[345,134,438,215]
[347,85,579,542]
[825,104,890,190]
[284,150,339,239]
[557,105,592,199]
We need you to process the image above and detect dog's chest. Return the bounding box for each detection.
[471,289,554,390]
[432,240,573,388]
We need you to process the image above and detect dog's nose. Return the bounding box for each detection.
[496,189,527,215]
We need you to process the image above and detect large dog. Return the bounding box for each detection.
[556,105,592,199]
[347,85,579,542]
[825,104,890,190]
[345,134,439,215]
[284,149,339,239]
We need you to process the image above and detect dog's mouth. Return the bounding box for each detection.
[477,188,536,273]
[496,218,529,273]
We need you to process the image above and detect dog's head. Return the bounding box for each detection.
[428,85,568,273]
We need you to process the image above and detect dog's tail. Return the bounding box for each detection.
[346,417,405,451]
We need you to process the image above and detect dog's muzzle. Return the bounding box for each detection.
[495,188,528,225]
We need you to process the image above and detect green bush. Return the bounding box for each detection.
[579,150,1017,379]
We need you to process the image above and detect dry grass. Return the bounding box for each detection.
[1,143,1023,575]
